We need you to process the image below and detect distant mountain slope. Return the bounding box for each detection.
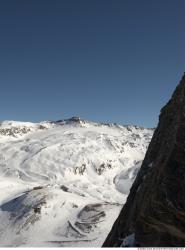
[0,118,153,247]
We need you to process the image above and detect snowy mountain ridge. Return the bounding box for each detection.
[0,117,153,247]
[0,117,152,137]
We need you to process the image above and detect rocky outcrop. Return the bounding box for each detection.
[0,126,32,137]
[103,73,185,247]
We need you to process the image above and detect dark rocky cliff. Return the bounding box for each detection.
[103,73,185,247]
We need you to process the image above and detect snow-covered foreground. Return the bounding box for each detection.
[0,118,153,247]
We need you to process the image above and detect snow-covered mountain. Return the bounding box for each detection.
[0,117,153,247]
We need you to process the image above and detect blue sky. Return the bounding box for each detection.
[0,0,184,127]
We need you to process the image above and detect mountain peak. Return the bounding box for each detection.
[55,116,87,125]
[67,116,84,123]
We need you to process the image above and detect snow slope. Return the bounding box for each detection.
[0,118,153,247]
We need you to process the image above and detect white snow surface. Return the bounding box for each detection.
[0,118,153,247]
[121,233,136,247]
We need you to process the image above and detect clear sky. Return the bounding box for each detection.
[0,0,184,127]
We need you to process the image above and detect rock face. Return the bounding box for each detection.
[103,73,185,247]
